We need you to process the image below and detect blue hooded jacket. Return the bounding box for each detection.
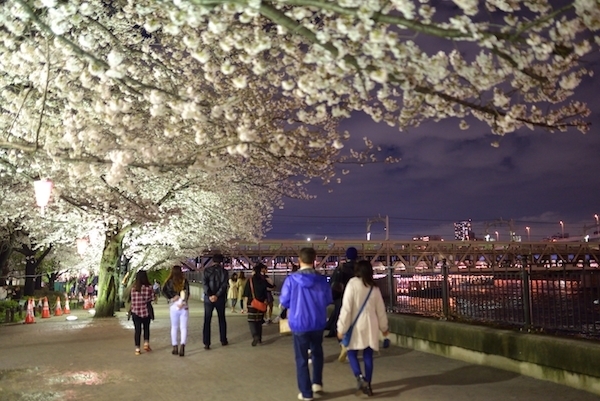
[280,269,333,333]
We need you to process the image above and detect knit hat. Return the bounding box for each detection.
[345,247,358,260]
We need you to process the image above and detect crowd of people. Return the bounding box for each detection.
[127,247,389,400]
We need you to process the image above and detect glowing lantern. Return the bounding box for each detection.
[76,238,90,256]
[33,179,53,215]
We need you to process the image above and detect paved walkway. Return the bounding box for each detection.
[0,298,597,401]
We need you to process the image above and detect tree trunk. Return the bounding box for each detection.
[0,236,14,287]
[94,224,132,318]
[20,244,52,297]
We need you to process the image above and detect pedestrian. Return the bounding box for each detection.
[228,272,240,313]
[280,247,332,401]
[152,280,160,303]
[326,247,358,338]
[337,260,389,397]
[130,270,155,355]
[261,264,276,324]
[202,253,229,349]
[242,263,274,346]
[237,271,247,313]
[162,265,190,356]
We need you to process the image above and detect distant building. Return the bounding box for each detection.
[454,220,473,241]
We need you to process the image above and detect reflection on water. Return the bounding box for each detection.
[388,272,600,337]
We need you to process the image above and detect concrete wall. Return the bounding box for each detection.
[389,314,600,396]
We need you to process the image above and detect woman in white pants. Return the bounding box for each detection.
[162,266,190,357]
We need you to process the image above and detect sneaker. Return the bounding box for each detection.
[297,393,313,401]
[312,384,323,393]
[135,349,141,356]
[143,344,152,352]
[338,345,348,363]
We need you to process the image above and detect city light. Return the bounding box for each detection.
[560,221,564,238]
[526,226,530,241]
[495,231,499,241]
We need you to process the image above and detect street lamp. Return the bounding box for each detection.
[560,221,564,238]
[495,231,499,241]
[526,226,530,241]
[595,214,599,235]
[33,179,53,215]
[76,238,89,256]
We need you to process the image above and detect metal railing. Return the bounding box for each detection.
[186,264,600,340]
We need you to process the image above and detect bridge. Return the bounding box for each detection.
[215,240,600,271]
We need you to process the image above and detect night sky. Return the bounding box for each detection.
[265,51,600,242]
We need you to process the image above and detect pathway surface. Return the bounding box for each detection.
[0,298,596,401]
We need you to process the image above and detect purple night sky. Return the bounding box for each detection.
[266,49,600,242]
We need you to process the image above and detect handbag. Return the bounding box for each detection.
[279,308,291,335]
[146,301,154,321]
[341,287,373,347]
[249,278,267,312]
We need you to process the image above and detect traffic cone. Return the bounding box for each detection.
[54,296,63,316]
[83,296,90,310]
[64,294,70,314]
[41,296,51,318]
[24,298,35,324]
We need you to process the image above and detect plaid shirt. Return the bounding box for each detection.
[130,285,154,318]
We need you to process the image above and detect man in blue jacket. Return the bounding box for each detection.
[280,247,333,401]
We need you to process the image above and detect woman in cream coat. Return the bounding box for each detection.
[337,260,389,397]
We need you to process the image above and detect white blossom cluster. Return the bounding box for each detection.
[0,0,597,272]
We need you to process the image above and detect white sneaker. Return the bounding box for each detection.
[298,393,313,401]
[312,384,323,393]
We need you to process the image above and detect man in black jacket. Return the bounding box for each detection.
[325,247,357,338]
[202,253,229,349]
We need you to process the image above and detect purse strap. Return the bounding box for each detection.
[351,286,373,327]
[249,277,257,299]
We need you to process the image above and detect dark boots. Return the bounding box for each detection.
[172,345,178,355]
[356,374,373,397]
[179,344,185,357]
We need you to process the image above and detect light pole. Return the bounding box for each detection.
[560,221,564,238]
[595,214,599,235]
[526,226,530,241]
[495,231,499,241]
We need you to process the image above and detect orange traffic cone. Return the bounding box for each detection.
[41,297,51,318]
[54,296,63,316]
[64,294,70,314]
[24,298,35,324]
[83,296,90,310]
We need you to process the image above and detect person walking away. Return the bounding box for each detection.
[261,264,276,324]
[130,270,155,355]
[228,272,240,313]
[242,263,274,345]
[162,265,190,356]
[280,247,332,401]
[326,247,358,338]
[237,271,248,313]
[203,253,229,349]
[337,260,389,397]
[152,280,160,303]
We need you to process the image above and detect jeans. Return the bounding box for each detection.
[293,330,324,398]
[203,296,227,345]
[348,347,374,382]
[132,313,150,348]
[325,298,342,335]
[169,303,189,345]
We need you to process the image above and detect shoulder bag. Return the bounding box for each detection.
[341,286,373,347]
[249,277,267,312]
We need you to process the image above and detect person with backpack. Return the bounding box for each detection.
[325,247,358,338]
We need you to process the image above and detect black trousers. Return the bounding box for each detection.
[132,313,151,347]
[203,296,227,345]
[247,307,264,341]
[325,298,342,335]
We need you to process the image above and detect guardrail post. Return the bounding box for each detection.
[441,259,450,319]
[521,257,532,330]
[387,266,396,311]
